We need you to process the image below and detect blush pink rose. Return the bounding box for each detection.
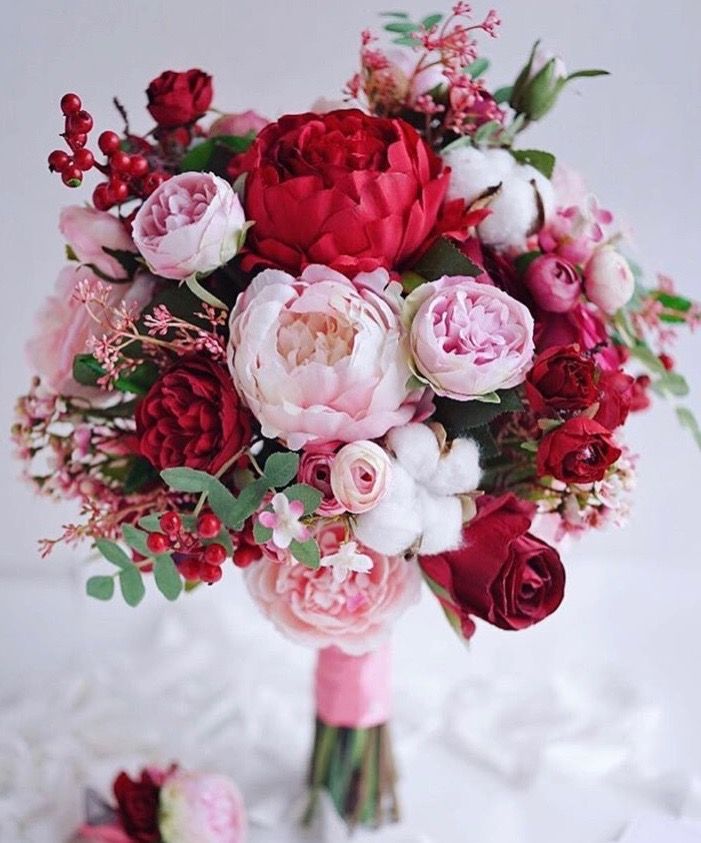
[228,265,423,450]
[209,110,269,137]
[298,444,345,516]
[330,441,392,514]
[245,521,421,655]
[133,172,247,280]
[404,275,535,400]
[525,254,582,313]
[60,206,136,279]
[584,246,635,314]
[26,266,154,395]
[159,771,246,843]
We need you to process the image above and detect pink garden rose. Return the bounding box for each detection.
[535,302,624,372]
[330,440,392,514]
[298,444,345,516]
[245,521,421,655]
[159,771,246,843]
[584,245,635,314]
[132,172,247,280]
[228,265,423,450]
[209,110,269,137]
[525,254,582,313]
[403,275,535,400]
[26,266,154,395]
[60,205,136,279]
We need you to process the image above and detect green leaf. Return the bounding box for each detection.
[628,343,666,375]
[384,21,419,33]
[119,567,145,606]
[101,246,141,279]
[160,467,216,494]
[654,291,693,313]
[469,425,500,459]
[421,13,443,29]
[677,407,701,449]
[121,524,151,557]
[493,85,513,104]
[566,69,610,80]
[138,514,164,532]
[284,483,323,516]
[206,481,241,527]
[228,477,268,530]
[72,354,159,395]
[472,119,503,145]
[95,538,134,570]
[413,237,481,282]
[510,149,556,179]
[153,555,183,601]
[179,134,255,173]
[433,388,523,435]
[380,11,410,18]
[253,520,273,544]
[290,538,321,569]
[392,35,421,46]
[514,250,542,276]
[653,371,690,398]
[466,57,489,78]
[206,527,235,557]
[264,452,300,488]
[86,575,115,601]
[123,456,159,495]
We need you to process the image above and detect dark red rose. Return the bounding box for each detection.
[537,416,622,483]
[136,356,253,474]
[526,344,599,416]
[420,494,565,637]
[594,369,635,430]
[235,109,450,277]
[535,303,624,372]
[146,69,213,128]
[113,770,160,843]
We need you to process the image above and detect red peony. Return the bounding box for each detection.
[146,69,213,128]
[113,770,160,843]
[136,356,253,474]
[235,109,450,276]
[536,416,622,483]
[594,369,635,430]
[419,494,565,637]
[525,344,599,416]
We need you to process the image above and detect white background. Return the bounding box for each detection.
[1,2,700,842]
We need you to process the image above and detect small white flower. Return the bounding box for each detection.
[321,540,374,584]
[258,492,309,549]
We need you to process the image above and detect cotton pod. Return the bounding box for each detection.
[584,246,635,314]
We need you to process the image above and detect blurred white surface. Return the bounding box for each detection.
[1,1,700,841]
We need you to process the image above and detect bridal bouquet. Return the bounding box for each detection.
[14,3,699,829]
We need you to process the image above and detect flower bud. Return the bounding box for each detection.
[510,42,568,121]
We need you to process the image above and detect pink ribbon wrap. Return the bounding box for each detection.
[314,643,392,729]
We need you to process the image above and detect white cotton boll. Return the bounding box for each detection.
[477,176,545,250]
[427,437,482,497]
[443,145,515,206]
[386,422,440,481]
[353,463,421,556]
[416,488,464,555]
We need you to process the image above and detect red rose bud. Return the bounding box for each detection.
[536,416,622,484]
[420,494,565,636]
[524,254,582,313]
[136,356,253,474]
[113,770,161,843]
[593,369,635,430]
[146,68,213,128]
[525,344,599,416]
[235,109,450,277]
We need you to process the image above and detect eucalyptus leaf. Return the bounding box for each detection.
[677,407,701,449]
[284,483,323,515]
[121,524,151,557]
[264,452,300,488]
[253,520,274,544]
[384,21,419,33]
[160,467,216,494]
[138,514,164,532]
[421,13,443,29]
[119,567,145,607]
[290,538,321,569]
[86,576,115,601]
[228,477,268,530]
[95,538,134,570]
[154,555,183,601]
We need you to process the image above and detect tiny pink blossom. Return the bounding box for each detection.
[258,493,309,549]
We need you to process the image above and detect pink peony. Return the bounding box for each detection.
[60,205,136,279]
[404,275,535,400]
[245,521,421,655]
[26,266,154,395]
[298,444,345,516]
[159,771,246,843]
[584,246,635,314]
[525,254,582,313]
[330,440,392,514]
[228,265,423,450]
[132,172,247,280]
[208,110,269,137]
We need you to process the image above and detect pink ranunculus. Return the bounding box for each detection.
[584,246,635,314]
[404,275,535,400]
[208,110,269,137]
[26,266,155,396]
[159,771,246,843]
[298,443,345,516]
[60,206,136,279]
[228,265,423,450]
[330,441,392,514]
[525,254,582,313]
[132,172,247,280]
[245,521,421,655]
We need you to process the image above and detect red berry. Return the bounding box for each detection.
[197,513,222,540]
[66,110,93,135]
[233,544,261,568]
[159,512,182,535]
[179,557,202,582]
[92,183,112,210]
[146,532,170,554]
[60,93,82,116]
[48,150,70,172]
[74,148,94,171]
[69,133,88,149]
[143,171,167,196]
[61,165,83,187]
[129,155,149,177]
[637,374,652,388]
[109,150,131,172]
[203,543,227,566]
[98,131,121,155]
[108,178,129,203]
[200,563,223,584]
[659,353,675,371]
